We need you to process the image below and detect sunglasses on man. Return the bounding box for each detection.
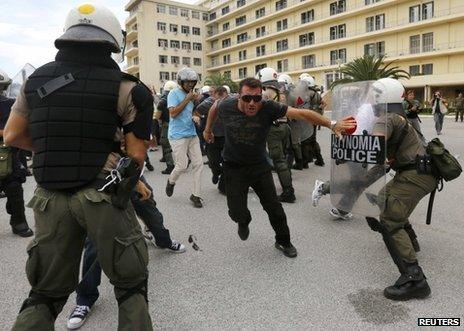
[240,94,263,103]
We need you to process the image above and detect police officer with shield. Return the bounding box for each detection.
[4,4,154,329]
[257,67,296,203]
[0,69,33,237]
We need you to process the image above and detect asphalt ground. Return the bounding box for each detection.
[1,116,463,330]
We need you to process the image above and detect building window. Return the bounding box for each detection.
[276,0,287,11]
[364,41,385,56]
[171,72,177,80]
[237,0,246,8]
[409,5,420,23]
[157,22,166,31]
[192,27,200,35]
[301,10,314,24]
[330,49,346,65]
[192,11,200,19]
[209,12,216,21]
[158,39,168,48]
[299,32,315,47]
[132,56,139,65]
[236,15,246,26]
[169,6,178,15]
[182,57,191,66]
[409,65,420,76]
[160,71,169,80]
[302,54,316,69]
[171,56,180,65]
[181,26,190,34]
[422,32,433,52]
[256,45,265,56]
[256,7,265,19]
[366,14,385,32]
[256,26,265,38]
[255,63,267,74]
[193,42,202,51]
[330,24,346,40]
[422,63,433,75]
[276,19,288,32]
[181,9,189,17]
[410,35,420,54]
[239,50,247,61]
[159,55,168,64]
[157,4,166,13]
[194,58,202,66]
[222,39,231,48]
[182,41,191,50]
[422,2,434,19]
[277,59,288,73]
[410,2,434,23]
[239,67,248,79]
[170,24,178,33]
[325,72,343,88]
[222,6,230,15]
[237,32,248,43]
[203,13,209,21]
[224,71,231,78]
[276,39,288,52]
[223,22,229,31]
[330,0,346,15]
[170,40,180,49]
[365,0,381,4]
[223,54,231,64]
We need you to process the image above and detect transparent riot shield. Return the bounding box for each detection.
[6,63,36,98]
[286,82,315,142]
[330,81,387,218]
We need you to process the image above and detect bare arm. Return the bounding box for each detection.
[203,100,219,143]
[3,112,34,151]
[169,91,195,118]
[124,132,147,168]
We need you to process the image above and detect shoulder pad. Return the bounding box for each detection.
[121,72,139,83]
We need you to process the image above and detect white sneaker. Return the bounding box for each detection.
[312,180,325,207]
[67,305,90,330]
[166,239,186,253]
[329,207,353,221]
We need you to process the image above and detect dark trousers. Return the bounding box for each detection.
[76,183,172,307]
[223,161,291,246]
[206,136,225,192]
[0,179,27,226]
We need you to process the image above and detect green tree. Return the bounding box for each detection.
[204,73,238,92]
[330,55,410,89]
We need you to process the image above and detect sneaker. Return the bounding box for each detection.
[311,180,325,207]
[237,222,249,241]
[166,180,175,197]
[67,305,90,330]
[190,194,203,208]
[166,240,186,253]
[12,222,34,238]
[329,207,353,220]
[274,242,298,258]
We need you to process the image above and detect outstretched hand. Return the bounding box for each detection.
[333,116,357,138]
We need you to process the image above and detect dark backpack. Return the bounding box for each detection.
[426,138,462,181]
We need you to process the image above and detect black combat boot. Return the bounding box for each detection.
[5,185,34,237]
[279,189,296,203]
[314,155,325,167]
[161,165,174,175]
[383,261,431,301]
[292,159,304,170]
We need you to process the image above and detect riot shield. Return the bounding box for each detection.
[286,82,315,142]
[330,81,387,218]
[6,63,36,98]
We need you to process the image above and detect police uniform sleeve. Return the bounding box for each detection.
[267,100,288,121]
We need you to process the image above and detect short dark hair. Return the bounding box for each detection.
[239,78,262,93]
[215,86,227,96]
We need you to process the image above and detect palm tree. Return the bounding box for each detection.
[204,73,238,92]
[330,55,410,89]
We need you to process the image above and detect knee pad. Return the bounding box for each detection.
[116,279,148,306]
[19,291,68,320]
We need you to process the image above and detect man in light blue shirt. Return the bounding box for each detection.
[166,68,204,208]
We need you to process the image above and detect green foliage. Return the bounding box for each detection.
[204,73,238,92]
[330,55,410,89]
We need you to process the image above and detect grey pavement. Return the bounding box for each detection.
[1,116,463,330]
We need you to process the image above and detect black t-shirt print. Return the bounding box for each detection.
[217,96,287,165]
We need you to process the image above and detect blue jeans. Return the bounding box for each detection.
[76,177,172,307]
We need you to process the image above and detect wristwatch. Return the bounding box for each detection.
[330,120,337,131]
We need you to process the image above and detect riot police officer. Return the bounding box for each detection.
[4,4,153,329]
[156,80,177,174]
[0,69,33,237]
[257,67,295,203]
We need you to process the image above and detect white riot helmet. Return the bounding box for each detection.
[201,85,211,94]
[300,74,316,87]
[177,67,198,85]
[256,67,278,84]
[222,85,231,94]
[278,74,293,85]
[55,3,124,53]
[163,80,177,92]
[0,69,12,90]
[372,78,405,104]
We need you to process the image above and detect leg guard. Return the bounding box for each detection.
[19,291,68,320]
[116,279,148,307]
[366,217,407,274]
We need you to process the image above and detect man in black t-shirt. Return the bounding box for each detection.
[204,78,354,258]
